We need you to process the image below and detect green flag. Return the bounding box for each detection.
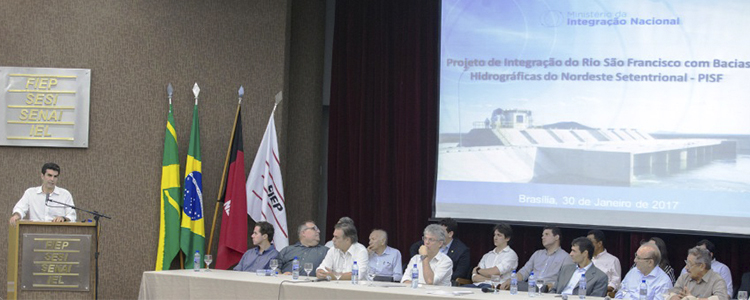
[180,102,205,268]
[156,103,181,271]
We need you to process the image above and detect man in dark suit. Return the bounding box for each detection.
[550,237,608,297]
[410,218,471,282]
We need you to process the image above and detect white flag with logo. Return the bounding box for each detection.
[246,108,288,250]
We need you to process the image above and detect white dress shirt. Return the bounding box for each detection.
[680,259,733,294]
[561,262,593,295]
[475,246,518,285]
[401,252,453,286]
[13,186,76,222]
[592,249,622,289]
[317,242,369,280]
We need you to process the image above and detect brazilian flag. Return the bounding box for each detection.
[180,102,205,268]
[156,103,181,270]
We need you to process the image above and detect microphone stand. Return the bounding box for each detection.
[47,197,111,300]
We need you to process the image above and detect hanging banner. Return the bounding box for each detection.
[0,67,91,148]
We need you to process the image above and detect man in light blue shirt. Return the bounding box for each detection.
[234,221,279,272]
[502,226,573,291]
[616,243,673,300]
[367,229,402,281]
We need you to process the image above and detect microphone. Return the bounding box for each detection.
[45,193,50,205]
[481,287,495,293]
[313,277,330,282]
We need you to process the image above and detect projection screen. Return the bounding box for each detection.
[436,0,750,236]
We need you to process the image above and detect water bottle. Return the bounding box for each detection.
[292,256,300,280]
[411,264,419,289]
[193,250,200,272]
[578,274,586,299]
[510,270,518,295]
[351,261,359,284]
[639,279,647,300]
[528,271,536,297]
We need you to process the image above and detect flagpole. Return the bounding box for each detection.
[207,87,244,255]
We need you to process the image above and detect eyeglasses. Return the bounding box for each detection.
[422,236,441,244]
[684,260,702,269]
[303,225,320,232]
[634,254,653,261]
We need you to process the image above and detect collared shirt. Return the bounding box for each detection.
[440,239,454,255]
[518,247,574,283]
[680,259,733,294]
[401,252,453,286]
[616,266,673,300]
[592,249,622,289]
[13,186,76,222]
[561,262,593,295]
[368,246,403,281]
[234,246,279,272]
[277,242,329,273]
[317,242,369,280]
[475,246,518,285]
[669,269,728,300]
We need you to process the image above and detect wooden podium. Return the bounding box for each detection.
[7,221,97,300]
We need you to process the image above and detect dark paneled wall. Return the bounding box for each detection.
[0,1,326,298]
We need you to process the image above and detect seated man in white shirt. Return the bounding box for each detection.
[468,223,518,289]
[402,224,453,286]
[324,216,353,248]
[588,229,622,296]
[550,237,608,297]
[9,163,76,225]
[316,222,368,281]
[367,229,403,282]
[680,240,733,296]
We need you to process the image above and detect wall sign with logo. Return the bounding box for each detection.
[0,67,91,148]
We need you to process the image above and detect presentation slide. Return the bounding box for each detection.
[436,0,750,235]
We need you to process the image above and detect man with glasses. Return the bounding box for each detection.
[409,218,471,282]
[668,247,728,300]
[278,221,328,274]
[402,224,453,286]
[316,222,368,281]
[679,240,733,296]
[616,243,673,300]
[367,229,403,282]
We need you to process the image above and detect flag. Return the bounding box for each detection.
[215,107,247,269]
[180,102,205,268]
[246,109,288,250]
[156,103,181,271]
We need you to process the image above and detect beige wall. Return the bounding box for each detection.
[0,0,325,298]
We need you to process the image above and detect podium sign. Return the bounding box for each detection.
[7,221,96,299]
[20,233,92,291]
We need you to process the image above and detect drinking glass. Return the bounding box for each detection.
[304,263,313,280]
[269,259,279,276]
[536,279,545,296]
[367,269,377,286]
[203,254,212,272]
[333,268,343,283]
[738,291,748,300]
[490,275,501,294]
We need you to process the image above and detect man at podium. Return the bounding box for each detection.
[8,163,76,225]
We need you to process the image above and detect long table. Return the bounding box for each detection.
[138,269,574,300]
